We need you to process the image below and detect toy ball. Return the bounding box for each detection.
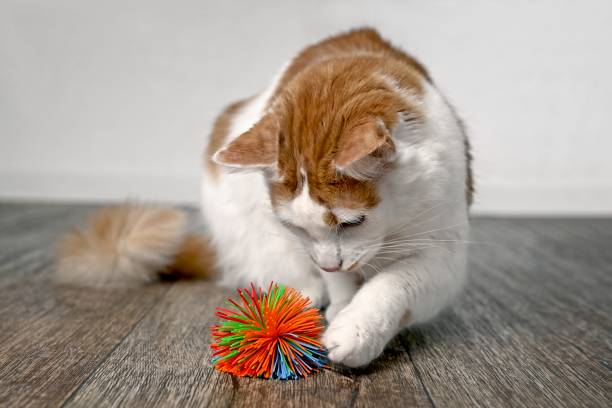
[210,282,328,380]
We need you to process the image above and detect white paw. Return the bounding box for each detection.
[323,309,386,367]
[324,301,349,322]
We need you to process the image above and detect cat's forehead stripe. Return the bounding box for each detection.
[282,178,329,229]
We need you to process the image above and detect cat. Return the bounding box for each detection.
[56,28,473,368]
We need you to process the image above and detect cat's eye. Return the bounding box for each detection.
[339,215,366,229]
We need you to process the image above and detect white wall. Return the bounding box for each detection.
[1,0,611,215]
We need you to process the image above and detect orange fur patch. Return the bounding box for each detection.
[323,211,339,227]
[162,234,216,280]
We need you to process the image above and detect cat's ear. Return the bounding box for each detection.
[335,119,395,180]
[213,114,279,170]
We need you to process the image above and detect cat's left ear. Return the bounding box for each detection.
[334,119,395,180]
[213,114,279,171]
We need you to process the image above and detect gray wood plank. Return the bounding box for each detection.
[403,218,611,407]
[225,366,357,408]
[352,338,432,408]
[62,282,234,408]
[0,285,168,407]
[0,203,169,407]
[0,205,92,278]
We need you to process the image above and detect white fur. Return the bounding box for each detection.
[201,63,469,367]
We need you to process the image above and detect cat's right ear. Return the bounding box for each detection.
[334,119,395,180]
[212,114,279,171]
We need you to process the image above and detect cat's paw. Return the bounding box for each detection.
[323,309,386,367]
[324,301,349,322]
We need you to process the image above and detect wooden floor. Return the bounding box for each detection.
[0,203,610,407]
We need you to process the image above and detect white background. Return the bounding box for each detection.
[2,0,611,215]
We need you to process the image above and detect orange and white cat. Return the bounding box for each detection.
[57,28,473,368]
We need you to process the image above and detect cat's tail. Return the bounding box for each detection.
[55,204,215,287]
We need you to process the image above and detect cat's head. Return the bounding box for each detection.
[213,62,422,272]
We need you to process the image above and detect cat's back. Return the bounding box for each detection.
[275,28,430,92]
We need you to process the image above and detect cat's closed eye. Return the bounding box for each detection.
[339,215,366,229]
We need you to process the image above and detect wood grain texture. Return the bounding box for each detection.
[402,218,611,407]
[62,281,234,408]
[0,203,169,407]
[0,203,610,407]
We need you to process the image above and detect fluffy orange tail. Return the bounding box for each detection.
[55,204,215,287]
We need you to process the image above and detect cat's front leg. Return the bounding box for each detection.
[323,250,466,367]
[319,271,359,321]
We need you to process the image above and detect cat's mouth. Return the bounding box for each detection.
[341,250,372,272]
[342,242,383,272]
[346,260,361,272]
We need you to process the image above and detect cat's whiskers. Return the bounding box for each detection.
[358,221,469,252]
[387,200,454,236]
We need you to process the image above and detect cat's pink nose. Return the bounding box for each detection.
[319,259,342,272]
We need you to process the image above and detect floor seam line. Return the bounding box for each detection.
[401,335,436,408]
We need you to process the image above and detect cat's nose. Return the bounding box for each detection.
[319,259,342,272]
[312,244,342,272]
